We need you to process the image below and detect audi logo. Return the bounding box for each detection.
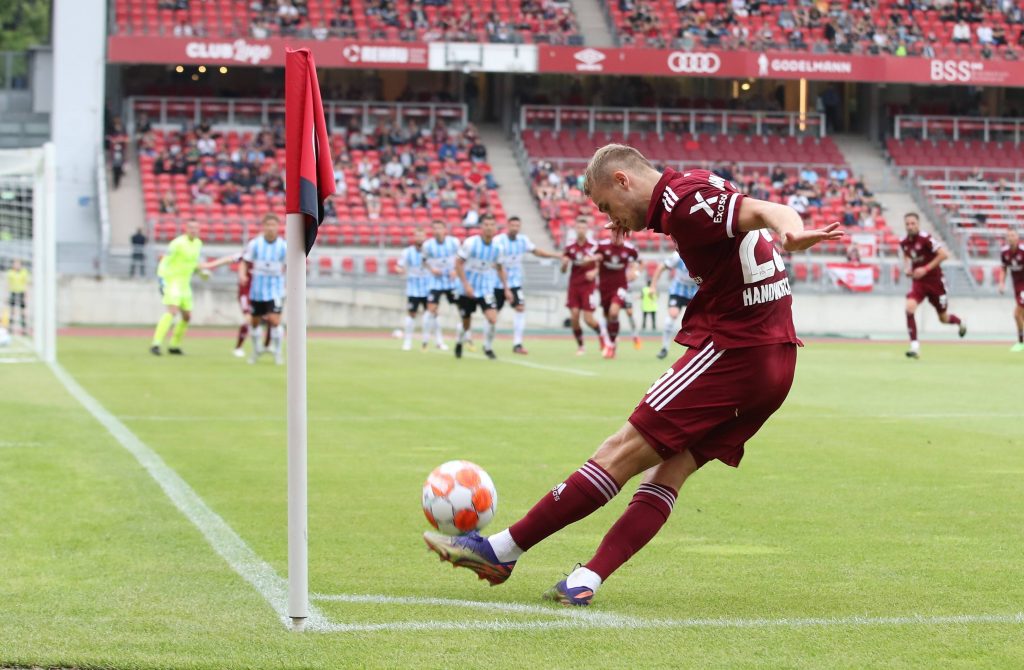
[666,52,721,74]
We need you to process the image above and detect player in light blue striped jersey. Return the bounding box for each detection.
[241,213,287,364]
[454,214,511,360]
[422,220,462,351]
[493,216,561,355]
[650,250,699,359]
[396,227,431,351]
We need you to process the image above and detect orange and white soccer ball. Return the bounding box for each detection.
[422,460,498,535]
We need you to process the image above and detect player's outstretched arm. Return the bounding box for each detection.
[532,247,561,260]
[737,198,844,252]
[201,253,238,271]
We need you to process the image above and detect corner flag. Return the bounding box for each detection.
[283,47,334,629]
[285,48,335,254]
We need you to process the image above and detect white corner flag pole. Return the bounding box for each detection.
[285,212,308,629]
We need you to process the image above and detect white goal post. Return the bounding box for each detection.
[0,143,56,362]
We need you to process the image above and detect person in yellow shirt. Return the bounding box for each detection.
[6,258,29,335]
[151,220,216,355]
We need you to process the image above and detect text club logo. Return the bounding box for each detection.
[574,48,606,71]
[185,39,271,65]
[930,60,983,83]
[667,52,721,74]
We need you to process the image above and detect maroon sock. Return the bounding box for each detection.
[906,313,917,340]
[508,459,620,552]
[264,326,272,347]
[585,483,677,581]
[1018,329,1023,344]
[607,319,620,343]
[236,323,249,348]
[573,328,584,346]
[947,314,962,326]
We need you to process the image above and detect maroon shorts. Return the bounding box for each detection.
[238,293,251,315]
[629,341,797,468]
[566,283,597,311]
[1014,282,1024,308]
[599,287,629,313]
[907,275,948,313]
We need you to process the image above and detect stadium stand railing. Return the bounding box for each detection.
[124,97,511,253]
[111,0,582,45]
[513,105,901,276]
[888,114,1024,288]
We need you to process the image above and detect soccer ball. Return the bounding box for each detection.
[422,460,498,535]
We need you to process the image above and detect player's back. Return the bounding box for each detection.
[649,168,797,350]
[494,233,534,288]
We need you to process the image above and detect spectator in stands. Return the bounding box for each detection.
[439,184,459,210]
[842,204,857,228]
[438,137,459,161]
[235,166,257,193]
[787,191,810,217]
[265,175,285,199]
[189,163,212,185]
[159,190,178,215]
[977,21,995,45]
[221,182,242,206]
[952,19,971,43]
[770,165,787,190]
[799,166,820,187]
[858,207,876,228]
[251,16,271,38]
[192,178,214,205]
[829,165,850,182]
[468,139,487,163]
[278,0,302,33]
[384,154,405,180]
[846,243,862,263]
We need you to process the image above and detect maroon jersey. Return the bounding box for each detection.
[563,240,598,288]
[645,168,799,350]
[596,240,639,294]
[1001,243,1024,286]
[899,231,944,280]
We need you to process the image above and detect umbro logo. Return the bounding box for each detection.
[662,187,680,213]
[689,191,720,217]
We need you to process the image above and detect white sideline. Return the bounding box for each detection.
[311,594,1024,632]
[49,362,332,632]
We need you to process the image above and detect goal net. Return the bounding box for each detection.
[0,144,55,363]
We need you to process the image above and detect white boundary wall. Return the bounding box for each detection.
[58,277,1018,338]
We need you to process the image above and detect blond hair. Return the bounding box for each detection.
[583,144,655,196]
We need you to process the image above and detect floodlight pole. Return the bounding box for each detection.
[285,212,308,629]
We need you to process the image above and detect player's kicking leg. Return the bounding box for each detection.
[454,296,474,359]
[935,293,966,341]
[234,294,251,358]
[511,290,528,355]
[602,300,621,359]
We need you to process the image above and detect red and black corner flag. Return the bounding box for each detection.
[285,48,335,255]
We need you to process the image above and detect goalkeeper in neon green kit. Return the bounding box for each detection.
[150,220,217,355]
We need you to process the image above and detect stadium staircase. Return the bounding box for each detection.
[477,123,555,247]
[567,0,616,47]
[833,133,978,292]
[106,143,146,264]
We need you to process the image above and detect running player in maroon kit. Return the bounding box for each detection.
[595,236,640,358]
[561,218,608,355]
[423,144,843,606]
[900,212,966,359]
[998,228,1024,352]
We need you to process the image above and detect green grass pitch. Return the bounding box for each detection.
[2,333,1023,669]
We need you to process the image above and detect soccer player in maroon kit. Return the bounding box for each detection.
[998,228,1024,352]
[561,218,607,355]
[900,212,966,359]
[424,144,843,605]
[595,236,640,358]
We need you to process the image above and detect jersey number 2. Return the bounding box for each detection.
[739,230,785,284]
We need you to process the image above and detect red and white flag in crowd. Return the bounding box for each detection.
[826,262,874,292]
[285,47,335,255]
